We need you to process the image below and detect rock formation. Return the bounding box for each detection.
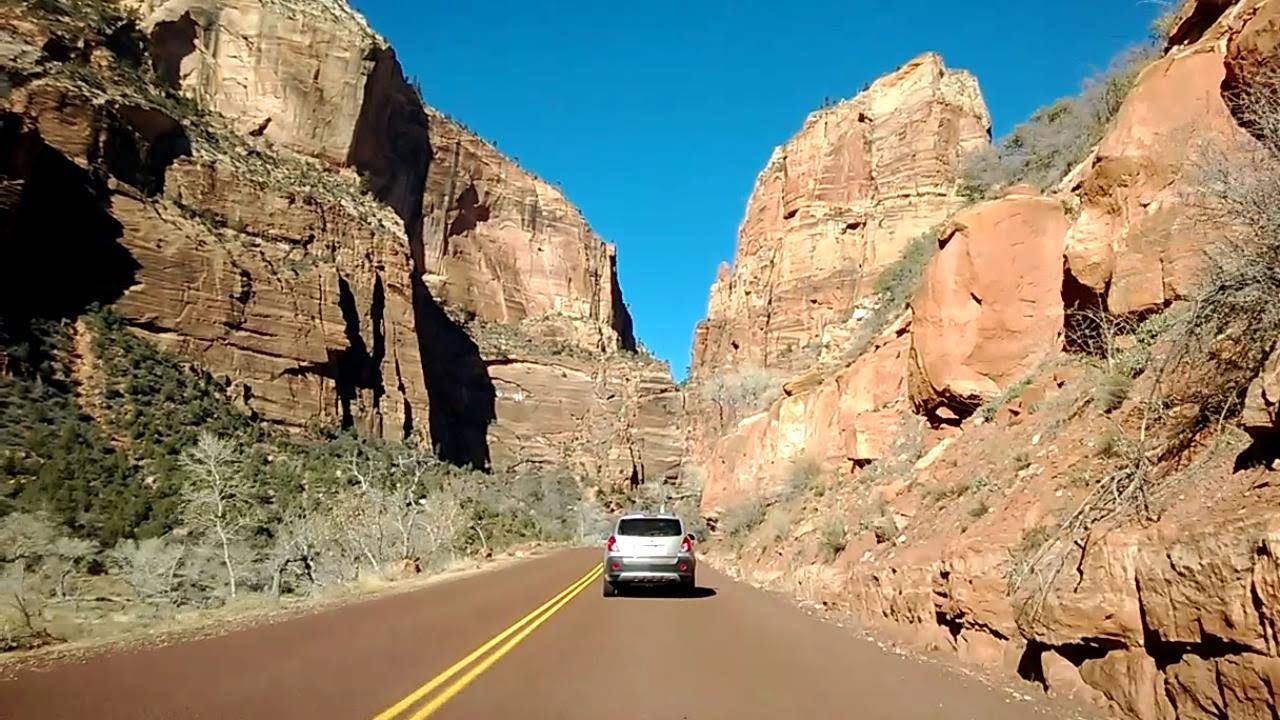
[1060,0,1261,314]
[909,187,1069,419]
[421,109,635,354]
[0,0,680,483]
[699,316,913,513]
[690,53,990,379]
[688,3,1280,719]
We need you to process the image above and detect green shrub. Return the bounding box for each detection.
[0,319,169,546]
[90,311,256,460]
[845,230,938,362]
[977,377,1033,422]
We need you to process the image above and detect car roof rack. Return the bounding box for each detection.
[619,511,680,520]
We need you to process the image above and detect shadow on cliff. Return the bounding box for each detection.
[348,49,495,470]
[330,275,386,432]
[0,112,139,345]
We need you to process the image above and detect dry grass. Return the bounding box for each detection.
[858,500,898,545]
[0,548,541,670]
[817,514,848,562]
[778,455,824,503]
[695,366,786,418]
[718,497,767,547]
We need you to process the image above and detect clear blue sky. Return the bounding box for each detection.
[351,1,1163,379]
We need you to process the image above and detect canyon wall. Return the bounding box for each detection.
[690,53,990,379]
[0,0,680,483]
[689,2,1280,718]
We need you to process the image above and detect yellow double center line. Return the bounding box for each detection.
[371,563,603,720]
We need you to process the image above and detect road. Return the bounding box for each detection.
[0,548,1066,719]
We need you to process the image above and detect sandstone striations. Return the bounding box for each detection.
[688,3,1280,719]
[421,109,635,354]
[691,53,989,379]
[0,0,679,483]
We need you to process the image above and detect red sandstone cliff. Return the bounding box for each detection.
[687,3,1280,718]
[690,53,990,379]
[0,0,680,483]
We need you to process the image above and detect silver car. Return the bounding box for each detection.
[601,513,697,597]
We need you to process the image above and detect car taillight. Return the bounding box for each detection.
[680,535,693,554]
[606,535,617,552]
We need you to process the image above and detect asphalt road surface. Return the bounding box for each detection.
[0,548,1066,719]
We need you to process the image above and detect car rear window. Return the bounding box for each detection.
[617,518,683,537]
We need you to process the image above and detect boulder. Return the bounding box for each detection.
[909,194,1068,417]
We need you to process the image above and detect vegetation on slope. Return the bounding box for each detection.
[959,44,1160,199]
[0,311,609,651]
[842,229,938,363]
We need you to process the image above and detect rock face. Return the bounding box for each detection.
[139,0,635,354]
[421,110,634,354]
[489,355,684,484]
[700,317,912,514]
[1244,342,1280,438]
[0,0,679,481]
[909,188,1069,418]
[1061,0,1264,314]
[689,4,1280,720]
[141,0,384,164]
[115,156,425,440]
[1224,0,1280,91]
[690,53,989,379]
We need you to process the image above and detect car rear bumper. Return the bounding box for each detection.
[604,555,696,584]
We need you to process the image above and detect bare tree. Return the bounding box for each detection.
[323,444,464,577]
[0,563,47,649]
[387,448,436,562]
[267,507,323,597]
[694,366,786,419]
[328,486,385,579]
[48,536,96,600]
[0,513,95,645]
[106,537,186,603]
[572,495,610,544]
[180,432,255,599]
[0,512,57,564]
[1165,66,1280,444]
[417,486,466,563]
